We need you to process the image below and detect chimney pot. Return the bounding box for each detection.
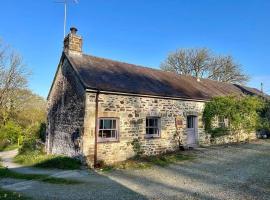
[70,27,78,34]
[64,27,82,55]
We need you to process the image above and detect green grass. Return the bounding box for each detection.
[100,152,195,171]
[0,166,82,185]
[0,143,18,152]
[0,188,32,200]
[143,153,195,167]
[14,151,81,170]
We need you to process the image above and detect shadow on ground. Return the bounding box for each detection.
[0,140,270,200]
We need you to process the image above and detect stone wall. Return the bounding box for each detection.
[83,92,208,165]
[210,131,257,145]
[46,57,85,157]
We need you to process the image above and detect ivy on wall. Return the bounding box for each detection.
[203,96,266,137]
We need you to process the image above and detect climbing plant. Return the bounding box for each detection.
[203,96,265,137]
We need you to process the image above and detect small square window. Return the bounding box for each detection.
[145,117,161,138]
[98,118,119,142]
[218,116,228,128]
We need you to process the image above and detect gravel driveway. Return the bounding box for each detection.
[1,140,270,200]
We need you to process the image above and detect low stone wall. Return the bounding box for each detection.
[210,132,257,145]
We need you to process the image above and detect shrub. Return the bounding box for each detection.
[0,139,10,151]
[203,96,264,137]
[0,121,23,145]
[18,138,37,154]
[209,127,230,138]
[129,138,144,157]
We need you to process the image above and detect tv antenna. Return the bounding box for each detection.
[55,0,79,38]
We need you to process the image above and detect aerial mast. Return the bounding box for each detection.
[55,0,78,38]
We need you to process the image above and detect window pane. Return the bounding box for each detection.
[148,128,154,135]
[187,116,194,128]
[111,130,116,138]
[155,128,159,135]
[112,120,116,129]
[146,119,149,127]
[104,120,112,129]
[155,119,158,126]
[98,130,103,137]
[99,120,103,129]
[149,119,154,127]
[102,130,111,138]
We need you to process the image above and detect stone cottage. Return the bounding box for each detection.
[46,27,262,167]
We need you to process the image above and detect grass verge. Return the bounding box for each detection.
[100,152,195,171]
[0,188,32,200]
[14,151,81,170]
[0,144,18,152]
[0,166,81,185]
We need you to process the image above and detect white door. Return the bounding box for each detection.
[187,115,197,147]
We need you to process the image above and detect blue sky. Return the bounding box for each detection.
[0,0,269,97]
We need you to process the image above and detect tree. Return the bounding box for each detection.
[0,40,30,125]
[160,48,249,84]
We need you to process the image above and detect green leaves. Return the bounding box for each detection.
[203,96,265,137]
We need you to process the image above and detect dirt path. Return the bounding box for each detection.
[1,140,270,200]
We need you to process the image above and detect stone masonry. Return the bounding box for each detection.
[46,57,85,157]
[82,93,208,165]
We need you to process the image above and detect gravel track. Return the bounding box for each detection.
[0,140,269,200]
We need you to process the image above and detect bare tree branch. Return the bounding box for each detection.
[0,40,30,124]
[160,48,249,84]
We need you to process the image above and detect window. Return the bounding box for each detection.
[187,116,195,128]
[218,116,228,128]
[146,117,161,138]
[98,118,119,142]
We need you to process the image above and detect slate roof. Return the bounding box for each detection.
[65,52,264,101]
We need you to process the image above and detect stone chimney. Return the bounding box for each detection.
[64,27,82,55]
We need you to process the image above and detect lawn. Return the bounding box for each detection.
[0,165,82,185]
[14,151,82,170]
[100,151,195,171]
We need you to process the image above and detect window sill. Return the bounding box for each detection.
[144,135,161,139]
[97,139,119,143]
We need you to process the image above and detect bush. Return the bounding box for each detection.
[18,138,37,154]
[203,96,264,135]
[0,139,10,151]
[209,127,230,138]
[0,121,23,145]
[18,122,45,154]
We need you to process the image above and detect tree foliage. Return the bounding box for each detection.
[0,39,46,150]
[258,100,270,131]
[203,96,265,136]
[160,48,249,84]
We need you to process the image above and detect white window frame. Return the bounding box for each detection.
[145,117,161,138]
[218,116,229,128]
[98,118,119,142]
